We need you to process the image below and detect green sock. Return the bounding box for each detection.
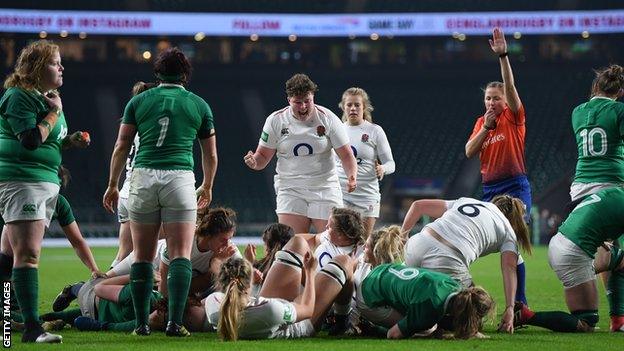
[607,270,624,316]
[528,311,580,332]
[0,253,13,282]
[10,311,23,323]
[167,257,192,325]
[106,320,136,332]
[130,262,154,327]
[12,267,40,328]
[42,308,82,324]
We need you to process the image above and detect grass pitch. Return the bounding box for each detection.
[11,246,621,350]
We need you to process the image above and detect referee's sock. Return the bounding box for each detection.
[168,258,192,325]
[130,262,154,327]
[12,267,41,330]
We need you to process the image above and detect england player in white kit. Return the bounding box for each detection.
[336,87,395,235]
[401,195,532,323]
[244,74,358,234]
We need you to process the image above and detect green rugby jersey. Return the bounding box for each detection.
[559,187,624,258]
[0,194,74,227]
[572,97,624,183]
[362,263,460,336]
[97,285,162,323]
[0,87,67,184]
[122,85,214,170]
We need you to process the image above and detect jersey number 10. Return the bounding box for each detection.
[580,127,607,157]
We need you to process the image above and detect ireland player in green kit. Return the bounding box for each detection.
[0,40,88,344]
[361,263,495,339]
[515,187,624,332]
[103,48,217,337]
[566,64,624,331]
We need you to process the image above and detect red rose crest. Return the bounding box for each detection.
[316,125,326,137]
[361,133,369,142]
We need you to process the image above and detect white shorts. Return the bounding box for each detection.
[77,277,105,319]
[117,196,130,223]
[404,231,472,287]
[128,168,197,224]
[570,182,621,202]
[548,232,595,288]
[275,185,343,220]
[343,198,380,218]
[0,181,59,227]
[272,319,315,339]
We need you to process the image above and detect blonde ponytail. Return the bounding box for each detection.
[217,257,252,341]
[492,195,532,255]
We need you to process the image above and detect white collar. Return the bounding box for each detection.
[159,83,185,90]
[591,96,615,101]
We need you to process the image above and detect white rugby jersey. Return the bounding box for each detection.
[352,260,397,327]
[161,238,242,277]
[110,239,166,276]
[336,120,395,202]
[204,292,298,339]
[119,135,140,199]
[313,230,364,271]
[426,197,518,265]
[259,105,350,188]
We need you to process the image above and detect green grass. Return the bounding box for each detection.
[11,246,621,350]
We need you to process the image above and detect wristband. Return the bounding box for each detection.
[39,120,52,133]
[499,52,509,58]
[49,106,61,116]
[484,124,496,130]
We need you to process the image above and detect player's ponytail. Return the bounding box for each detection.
[370,225,405,265]
[256,223,294,276]
[492,195,532,255]
[448,286,495,339]
[217,257,252,341]
[591,64,624,98]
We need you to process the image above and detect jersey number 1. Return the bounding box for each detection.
[156,117,169,147]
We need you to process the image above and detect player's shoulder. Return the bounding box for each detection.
[315,104,340,121]
[267,106,290,121]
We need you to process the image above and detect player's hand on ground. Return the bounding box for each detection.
[497,306,514,333]
[244,151,257,170]
[347,175,357,193]
[102,186,119,213]
[90,270,107,280]
[489,27,507,55]
[244,244,257,263]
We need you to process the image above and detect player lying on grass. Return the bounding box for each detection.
[201,235,356,340]
[40,275,162,332]
[401,194,531,332]
[515,187,624,332]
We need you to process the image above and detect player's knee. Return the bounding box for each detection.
[274,249,304,272]
[319,261,348,287]
[283,236,309,255]
[572,310,599,330]
[330,255,354,279]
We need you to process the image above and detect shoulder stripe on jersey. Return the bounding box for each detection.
[315,105,328,118]
[245,300,270,310]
